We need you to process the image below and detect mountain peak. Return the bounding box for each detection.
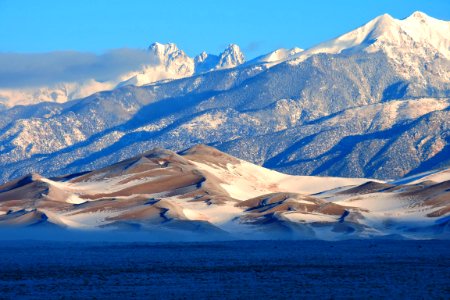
[145,42,195,76]
[406,11,430,21]
[217,44,245,69]
[226,44,241,52]
[193,51,220,73]
[194,51,208,63]
[148,42,180,56]
[291,11,450,65]
[365,13,401,41]
[376,13,395,21]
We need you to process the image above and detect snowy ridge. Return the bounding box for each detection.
[287,11,450,85]
[290,11,450,65]
[247,47,303,67]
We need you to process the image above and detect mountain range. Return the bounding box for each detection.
[0,145,448,240]
[0,11,449,186]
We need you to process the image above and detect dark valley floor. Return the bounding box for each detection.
[0,240,449,299]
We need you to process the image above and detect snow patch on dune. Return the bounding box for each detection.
[193,159,373,200]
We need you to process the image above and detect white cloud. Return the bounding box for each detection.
[0,48,153,88]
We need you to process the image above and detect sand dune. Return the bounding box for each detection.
[0,144,448,240]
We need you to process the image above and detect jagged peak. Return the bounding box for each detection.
[217,44,245,69]
[223,44,244,58]
[147,42,190,65]
[225,43,242,53]
[194,51,208,63]
[144,42,195,76]
[148,42,180,54]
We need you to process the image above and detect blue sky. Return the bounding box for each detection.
[1,0,449,58]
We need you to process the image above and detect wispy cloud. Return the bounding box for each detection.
[0,49,152,88]
[244,41,263,53]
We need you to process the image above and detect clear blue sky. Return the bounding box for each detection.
[1,0,449,58]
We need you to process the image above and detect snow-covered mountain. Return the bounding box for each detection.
[0,43,247,108]
[118,42,195,87]
[0,11,449,184]
[216,44,245,69]
[289,11,450,85]
[0,145,448,240]
[292,12,449,60]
